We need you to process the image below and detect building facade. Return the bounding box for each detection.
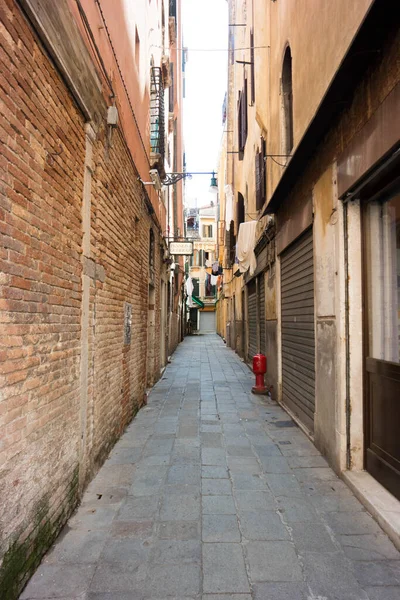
[185,203,218,333]
[0,0,184,596]
[217,0,400,542]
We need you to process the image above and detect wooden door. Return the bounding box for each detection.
[364,192,400,500]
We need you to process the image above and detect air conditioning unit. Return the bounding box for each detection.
[149,169,162,192]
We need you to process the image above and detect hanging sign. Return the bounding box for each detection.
[169,241,193,255]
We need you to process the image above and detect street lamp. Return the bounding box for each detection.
[209,172,218,194]
[140,171,218,188]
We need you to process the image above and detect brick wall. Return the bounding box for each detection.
[0,1,165,597]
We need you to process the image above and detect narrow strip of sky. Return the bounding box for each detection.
[182,0,228,208]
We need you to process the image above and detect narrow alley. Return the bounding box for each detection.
[21,335,400,600]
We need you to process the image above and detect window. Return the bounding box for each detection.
[237,193,245,228]
[238,78,248,159]
[255,137,266,210]
[203,225,213,238]
[250,29,255,105]
[229,26,235,66]
[227,220,236,267]
[169,0,177,18]
[192,277,199,297]
[365,192,400,363]
[282,46,293,155]
[169,63,174,113]
[135,28,140,71]
[205,273,216,297]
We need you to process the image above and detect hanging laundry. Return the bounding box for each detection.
[212,261,219,275]
[211,274,218,286]
[185,276,194,307]
[205,259,212,268]
[236,221,257,276]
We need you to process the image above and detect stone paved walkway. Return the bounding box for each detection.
[21,335,400,600]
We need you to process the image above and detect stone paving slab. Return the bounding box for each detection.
[21,335,400,599]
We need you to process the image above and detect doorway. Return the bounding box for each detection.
[363,187,400,499]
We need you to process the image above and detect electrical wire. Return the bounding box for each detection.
[152,45,270,52]
[94,0,151,168]
[270,156,288,168]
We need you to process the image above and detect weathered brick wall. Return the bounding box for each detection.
[169,310,181,356]
[0,1,165,597]
[0,3,85,596]
[87,128,164,474]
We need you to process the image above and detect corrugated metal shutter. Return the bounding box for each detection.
[248,280,257,360]
[199,311,216,333]
[281,228,315,433]
[259,274,265,356]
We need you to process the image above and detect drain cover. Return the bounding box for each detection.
[273,420,296,428]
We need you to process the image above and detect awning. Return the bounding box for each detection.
[192,295,205,308]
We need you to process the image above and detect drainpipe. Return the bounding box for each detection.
[343,200,351,470]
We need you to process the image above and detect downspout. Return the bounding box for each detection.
[343,200,351,470]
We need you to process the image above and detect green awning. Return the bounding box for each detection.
[192,295,204,308]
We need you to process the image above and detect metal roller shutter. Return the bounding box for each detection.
[259,274,266,356]
[247,280,257,361]
[281,228,315,433]
[199,311,216,333]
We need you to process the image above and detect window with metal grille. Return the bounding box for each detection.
[255,137,266,211]
[150,67,165,159]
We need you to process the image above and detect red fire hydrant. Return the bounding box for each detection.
[252,353,267,395]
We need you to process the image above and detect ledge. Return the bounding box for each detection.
[342,470,400,550]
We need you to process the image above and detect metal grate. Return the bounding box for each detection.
[281,228,315,433]
[150,67,165,159]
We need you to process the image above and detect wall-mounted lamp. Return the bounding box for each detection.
[139,171,219,189]
[209,172,218,195]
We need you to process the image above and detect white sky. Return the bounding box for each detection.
[182,0,228,208]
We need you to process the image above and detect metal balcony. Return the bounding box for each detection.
[150,67,165,164]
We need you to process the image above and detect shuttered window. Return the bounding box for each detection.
[255,138,266,211]
[238,78,248,159]
[281,228,315,432]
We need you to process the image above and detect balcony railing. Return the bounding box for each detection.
[150,67,165,161]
